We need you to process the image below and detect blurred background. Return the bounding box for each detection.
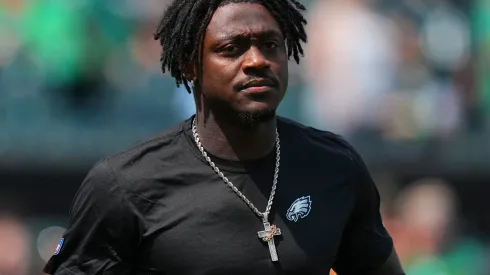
[0,0,489,274]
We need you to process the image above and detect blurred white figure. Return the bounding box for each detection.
[419,3,470,72]
[304,0,398,135]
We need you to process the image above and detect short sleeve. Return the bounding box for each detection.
[43,160,140,274]
[332,150,393,273]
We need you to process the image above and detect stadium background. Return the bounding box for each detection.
[1,0,490,274]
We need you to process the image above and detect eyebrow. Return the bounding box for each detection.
[215,29,283,42]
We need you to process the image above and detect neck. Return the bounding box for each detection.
[194,112,277,161]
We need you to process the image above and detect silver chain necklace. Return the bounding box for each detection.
[191,118,283,262]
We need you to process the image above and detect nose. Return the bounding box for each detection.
[242,46,271,70]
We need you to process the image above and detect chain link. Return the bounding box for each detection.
[192,118,280,221]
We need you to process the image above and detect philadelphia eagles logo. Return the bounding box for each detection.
[286,196,312,222]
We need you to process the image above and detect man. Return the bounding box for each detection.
[44,0,405,274]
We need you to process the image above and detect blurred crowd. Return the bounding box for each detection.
[1,0,488,158]
[1,0,490,274]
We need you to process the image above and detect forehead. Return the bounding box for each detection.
[206,3,282,39]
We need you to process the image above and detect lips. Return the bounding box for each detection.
[242,79,277,89]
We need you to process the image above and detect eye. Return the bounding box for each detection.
[222,45,239,53]
[264,42,279,49]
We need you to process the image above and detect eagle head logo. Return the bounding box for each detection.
[286,196,312,222]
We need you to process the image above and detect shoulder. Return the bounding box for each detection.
[107,120,185,166]
[278,117,361,166]
[70,159,131,219]
[88,120,189,191]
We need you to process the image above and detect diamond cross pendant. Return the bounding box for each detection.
[257,220,282,261]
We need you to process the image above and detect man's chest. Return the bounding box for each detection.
[131,167,355,275]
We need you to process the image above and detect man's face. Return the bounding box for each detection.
[198,2,288,125]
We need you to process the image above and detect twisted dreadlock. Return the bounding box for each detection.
[154,0,308,93]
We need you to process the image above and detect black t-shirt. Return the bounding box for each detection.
[43,116,393,275]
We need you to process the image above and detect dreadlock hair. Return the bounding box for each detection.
[154,0,308,94]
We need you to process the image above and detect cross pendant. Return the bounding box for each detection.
[257,220,282,261]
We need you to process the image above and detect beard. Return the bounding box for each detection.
[236,109,276,127]
[202,95,277,128]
